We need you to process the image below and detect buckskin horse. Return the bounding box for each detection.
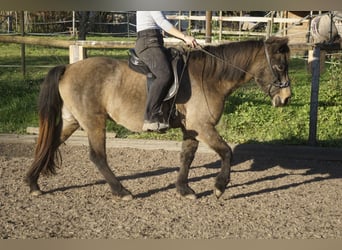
[25,36,291,200]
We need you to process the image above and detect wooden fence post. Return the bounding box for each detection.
[218,11,222,41]
[308,45,321,145]
[69,45,85,64]
[20,11,26,76]
[205,11,212,43]
[307,49,326,74]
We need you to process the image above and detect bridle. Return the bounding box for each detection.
[196,41,290,96]
[263,41,291,94]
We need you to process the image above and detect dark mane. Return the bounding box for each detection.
[189,39,264,82]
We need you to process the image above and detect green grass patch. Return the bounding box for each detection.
[1,41,341,147]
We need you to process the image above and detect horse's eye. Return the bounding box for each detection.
[273,64,285,71]
[277,46,289,54]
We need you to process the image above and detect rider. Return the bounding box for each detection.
[135,11,198,132]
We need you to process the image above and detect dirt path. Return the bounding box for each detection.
[1,134,341,239]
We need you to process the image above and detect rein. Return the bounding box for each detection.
[196,42,290,92]
[197,44,256,79]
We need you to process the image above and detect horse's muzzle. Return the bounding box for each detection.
[272,95,291,107]
[272,86,291,107]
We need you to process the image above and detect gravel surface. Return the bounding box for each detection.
[1,139,341,239]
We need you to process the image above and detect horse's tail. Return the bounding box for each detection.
[25,65,66,183]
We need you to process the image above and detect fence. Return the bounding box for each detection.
[1,33,341,145]
[0,11,137,37]
[1,11,341,145]
[0,11,314,41]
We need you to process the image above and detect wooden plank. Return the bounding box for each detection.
[75,40,135,49]
[0,36,186,49]
[0,35,317,52]
[2,133,342,161]
[0,35,73,48]
[26,127,117,138]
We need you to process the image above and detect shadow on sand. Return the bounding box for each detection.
[43,142,342,199]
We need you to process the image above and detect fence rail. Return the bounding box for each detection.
[0,11,312,40]
[0,35,314,50]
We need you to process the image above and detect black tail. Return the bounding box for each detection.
[25,65,66,183]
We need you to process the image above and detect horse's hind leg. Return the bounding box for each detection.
[60,106,80,143]
[85,118,133,201]
[26,112,79,196]
[176,131,199,200]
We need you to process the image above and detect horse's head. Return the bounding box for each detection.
[255,36,291,107]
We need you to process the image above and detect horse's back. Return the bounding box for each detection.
[58,57,117,113]
[59,57,147,132]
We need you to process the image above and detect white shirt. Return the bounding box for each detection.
[136,11,174,32]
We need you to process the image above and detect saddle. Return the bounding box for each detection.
[128,47,185,101]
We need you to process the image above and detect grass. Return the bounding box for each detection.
[1,39,342,147]
[221,57,342,147]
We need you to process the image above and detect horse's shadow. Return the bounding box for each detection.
[43,142,342,199]
[226,142,342,199]
[42,164,218,198]
[132,142,342,199]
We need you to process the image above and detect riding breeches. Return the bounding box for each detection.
[135,29,172,121]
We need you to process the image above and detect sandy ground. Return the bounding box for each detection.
[0,134,341,239]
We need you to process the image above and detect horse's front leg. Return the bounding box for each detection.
[200,126,232,198]
[176,136,199,200]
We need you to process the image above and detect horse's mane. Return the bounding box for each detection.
[189,39,264,82]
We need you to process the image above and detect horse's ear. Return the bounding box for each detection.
[266,36,289,53]
[265,36,289,46]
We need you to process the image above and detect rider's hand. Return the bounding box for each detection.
[183,35,198,48]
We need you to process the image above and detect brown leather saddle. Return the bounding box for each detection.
[128,47,185,101]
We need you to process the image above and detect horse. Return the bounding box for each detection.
[25,36,291,200]
[311,12,342,43]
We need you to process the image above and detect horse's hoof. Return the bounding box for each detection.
[112,189,133,201]
[176,191,197,200]
[185,193,197,200]
[121,194,133,201]
[30,190,43,197]
[214,177,228,199]
[214,188,223,199]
